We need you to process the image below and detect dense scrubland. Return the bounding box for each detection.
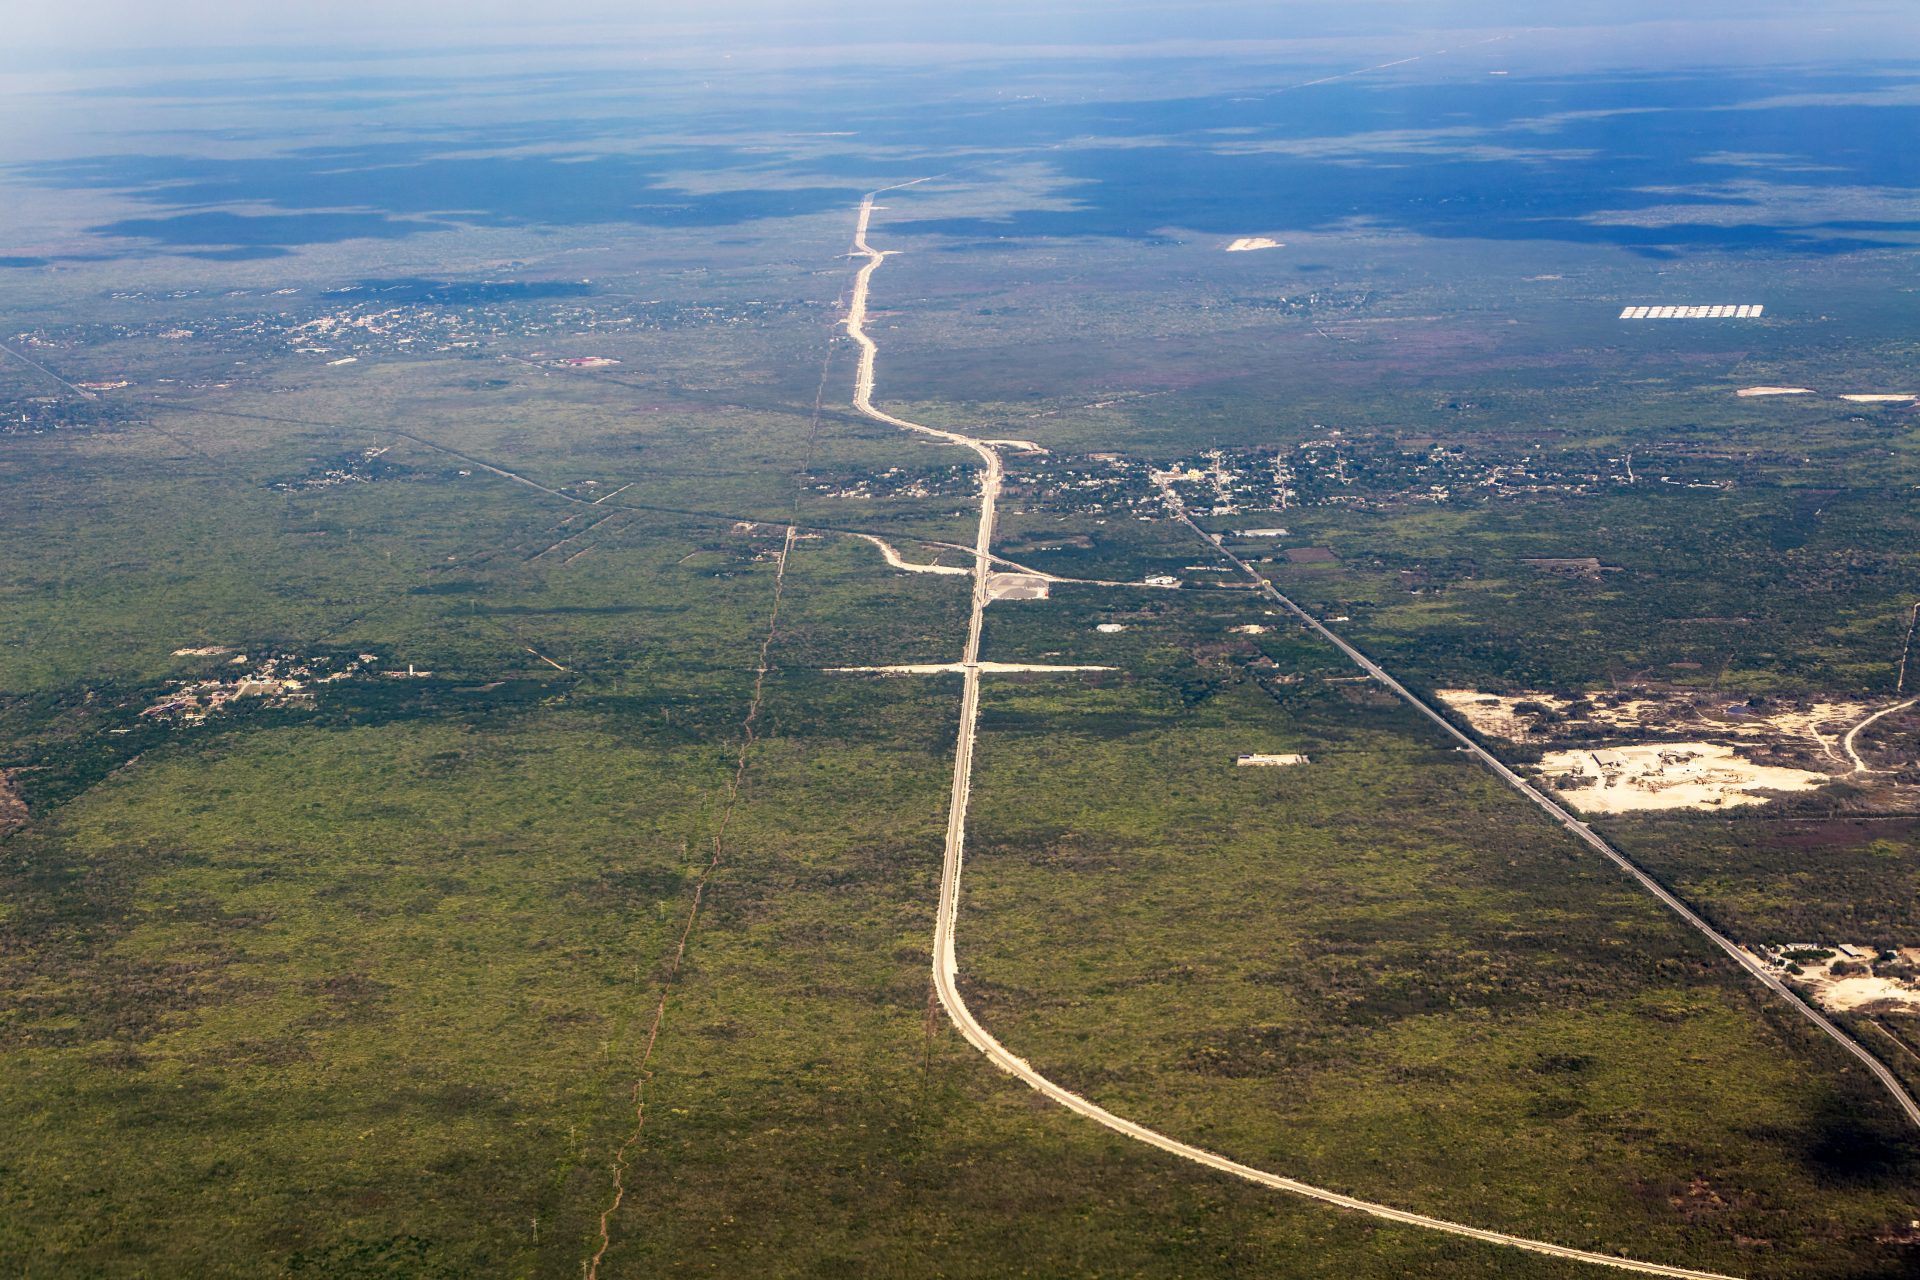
[6,71,1920,1278]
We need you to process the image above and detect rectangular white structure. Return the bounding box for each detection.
[1621,304,1764,320]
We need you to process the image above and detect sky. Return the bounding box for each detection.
[10,0,1917,60]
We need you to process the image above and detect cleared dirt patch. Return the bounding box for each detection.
[986,571,1051,601]
[1749,945,1920,1014]
[1538,742,1826,812]
[1438,689,1665,741]
[1437,687,1868,755]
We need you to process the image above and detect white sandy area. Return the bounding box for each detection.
[1225,237,1283,252]
[987,571,1051,601]
[1757,947,1920,1013]
[172,645,234,657]
[1806,972,1920,1013]
[1438,689,1556,739]
[1723,700,1870,765]
[1438,688,1867,759]
[1437,689,1660,741]
[1230,624,1271,634]
[1538,741,1826,812]
[1726,701,1868,737]
[1736,386,1815,397]
[1096,623,1128,633]
[1842,393,1916,403]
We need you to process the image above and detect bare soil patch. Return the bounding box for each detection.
[986,571,1051,601]
[1750,944,1920,1014]
[1537,742,1827,812]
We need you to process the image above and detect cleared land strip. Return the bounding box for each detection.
[587,329,842,1276]
[846,189,1746,1280]
[585,524,797,1280]
[1171,507,1920,1132]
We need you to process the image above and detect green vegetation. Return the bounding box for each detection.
[5,104,1920,1280]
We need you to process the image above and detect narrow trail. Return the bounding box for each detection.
[585,523,797,1280]
[846,190,1748,1280]
[1844,697,1919,774]
[1169,504,1920,1134]
[585,334,840,1279]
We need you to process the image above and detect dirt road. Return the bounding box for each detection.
[1843,697,1917,773]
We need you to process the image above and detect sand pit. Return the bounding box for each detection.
[1437,688,1868,759]
[1736,386,1815,397]
[1752,946,1920,1014]
[987,572,1051,601]
[1225,237,1283,252]
[1439,690,1557,739]
[1537,742,1826,812]
[1802,970,1920,1013]
[1437,689,1660,741]
[1841,393,1916,403]
[1095,623,1128,633]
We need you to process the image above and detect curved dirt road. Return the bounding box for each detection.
[1843,697,1918,773]
[844,190,1748,1279]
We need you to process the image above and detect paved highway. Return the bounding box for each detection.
[844,190,1753,1279]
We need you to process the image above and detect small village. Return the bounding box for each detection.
[8,289,817,379]
[139,649,424,725]
[979,435,1724,523]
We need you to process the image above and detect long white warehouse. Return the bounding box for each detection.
[1618,304,1764,319]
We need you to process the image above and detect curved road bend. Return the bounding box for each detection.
[845,190,1747,1279]
[1843,697,1918,774]
[1175,510,1920,1132]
